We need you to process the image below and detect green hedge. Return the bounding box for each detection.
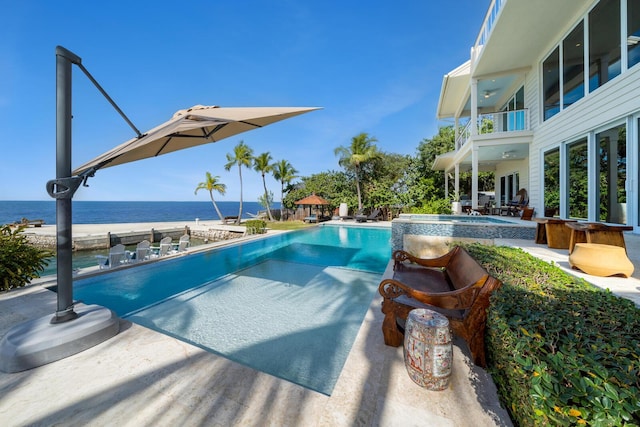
[464,243,640,427]
[245,219,267,234]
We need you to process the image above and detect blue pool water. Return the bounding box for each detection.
[74,224,391,395]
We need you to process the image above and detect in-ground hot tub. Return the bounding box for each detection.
[391,214,536,254]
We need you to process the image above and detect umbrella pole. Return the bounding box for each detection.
[52,46,78,323]
[0,47,119,373]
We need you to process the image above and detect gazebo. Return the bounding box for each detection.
[295,193,330,222]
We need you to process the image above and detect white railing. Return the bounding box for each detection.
[474,0,506,49]
[455,108,529,149]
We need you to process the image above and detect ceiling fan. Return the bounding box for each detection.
[483,90,497,99]
[502,150,517,159]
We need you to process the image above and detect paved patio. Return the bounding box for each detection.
[1,220,638,426]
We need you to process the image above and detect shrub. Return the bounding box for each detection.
[406,198,452,214]
[244,219,267,234]
[464,244,640,426]
[0,225,53,291]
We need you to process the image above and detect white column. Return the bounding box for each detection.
[471,78,478,136]
[472,147,479,209]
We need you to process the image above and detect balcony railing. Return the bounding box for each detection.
[456,108,529,149]
[474,0,506,49]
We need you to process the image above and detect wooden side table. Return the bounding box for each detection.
[532,218,577,249]
[565,222,633,254]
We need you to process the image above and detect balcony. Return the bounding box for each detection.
[474,0,506,49]
[456,108,529,150]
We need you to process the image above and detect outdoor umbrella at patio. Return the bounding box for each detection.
[295,193,330,219]
[0,47,321,374]
[73,105,320,176]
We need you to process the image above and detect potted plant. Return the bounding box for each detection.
[450,190,462,215]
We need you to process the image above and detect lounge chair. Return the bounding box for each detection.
[97,244,127,269]
[304,214,318,223]
[130,240,151,262]
[356,208,381,222]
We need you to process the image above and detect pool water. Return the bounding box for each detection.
[74,225,391,395]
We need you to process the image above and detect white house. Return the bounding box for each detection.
[434,0,640,231]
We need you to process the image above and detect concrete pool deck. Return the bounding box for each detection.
[1,219,639,425]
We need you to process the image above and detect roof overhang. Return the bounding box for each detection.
[436,60,470,120]
[473,0,591,77]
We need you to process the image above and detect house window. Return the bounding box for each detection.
[597,124,627,224]
[543,148,560,217]
[567,138,589,219]
[589,0,621,92]
[543,47,560,120]
[628,0,640,68]
[563,21,585,108]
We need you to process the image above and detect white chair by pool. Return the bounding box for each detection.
[131,240,151,262]
[97,244,127,269]
[174,234,190,253]
[150,236,173,258]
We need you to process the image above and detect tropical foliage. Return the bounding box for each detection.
[272,159,298,221]
[194,172,226,220]
[224,141,254,224]
[464,243,640,427]
[334,132,381,210]
[253,152,275,221]
[0,225,53,291]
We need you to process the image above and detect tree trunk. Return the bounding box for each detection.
[237,165,243,225]
[262,172,274,221]
[280,182,285,221]
[209,192,224,221]
[355,165,363,210]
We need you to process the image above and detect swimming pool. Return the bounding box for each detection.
[74,224,391,395]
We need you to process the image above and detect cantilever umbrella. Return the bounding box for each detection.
[73,104,320,176]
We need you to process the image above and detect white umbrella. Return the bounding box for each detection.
[73,104,320,176]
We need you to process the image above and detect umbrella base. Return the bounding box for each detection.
[0,304,119,373]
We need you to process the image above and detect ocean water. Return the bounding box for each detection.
[0,200,278,226]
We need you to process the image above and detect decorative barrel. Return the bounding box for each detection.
[404,308,452,391]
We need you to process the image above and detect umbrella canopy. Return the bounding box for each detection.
[73,105,320,176]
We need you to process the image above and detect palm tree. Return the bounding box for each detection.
[334,132,380,210]
[194,172,227,221]
[253,152,275,221]
[224,140,254,225]
[272,159,298,221]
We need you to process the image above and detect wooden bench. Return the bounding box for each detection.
[532,217,577,249]
[223,216,238,224]
[378,246,502,367]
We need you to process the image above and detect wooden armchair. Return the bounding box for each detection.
[378,246,502,367]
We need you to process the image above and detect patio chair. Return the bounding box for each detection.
[172,234,190,253]
[150,236,173,257]
[520,207,535,220]
[97,244,127,269]
[131,240,151,262]
[356,208,381,222]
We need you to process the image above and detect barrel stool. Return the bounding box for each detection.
[568,243,634,278]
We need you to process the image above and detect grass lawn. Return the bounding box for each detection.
[265,220,316,231]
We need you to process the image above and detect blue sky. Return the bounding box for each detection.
[1,1,490,202]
